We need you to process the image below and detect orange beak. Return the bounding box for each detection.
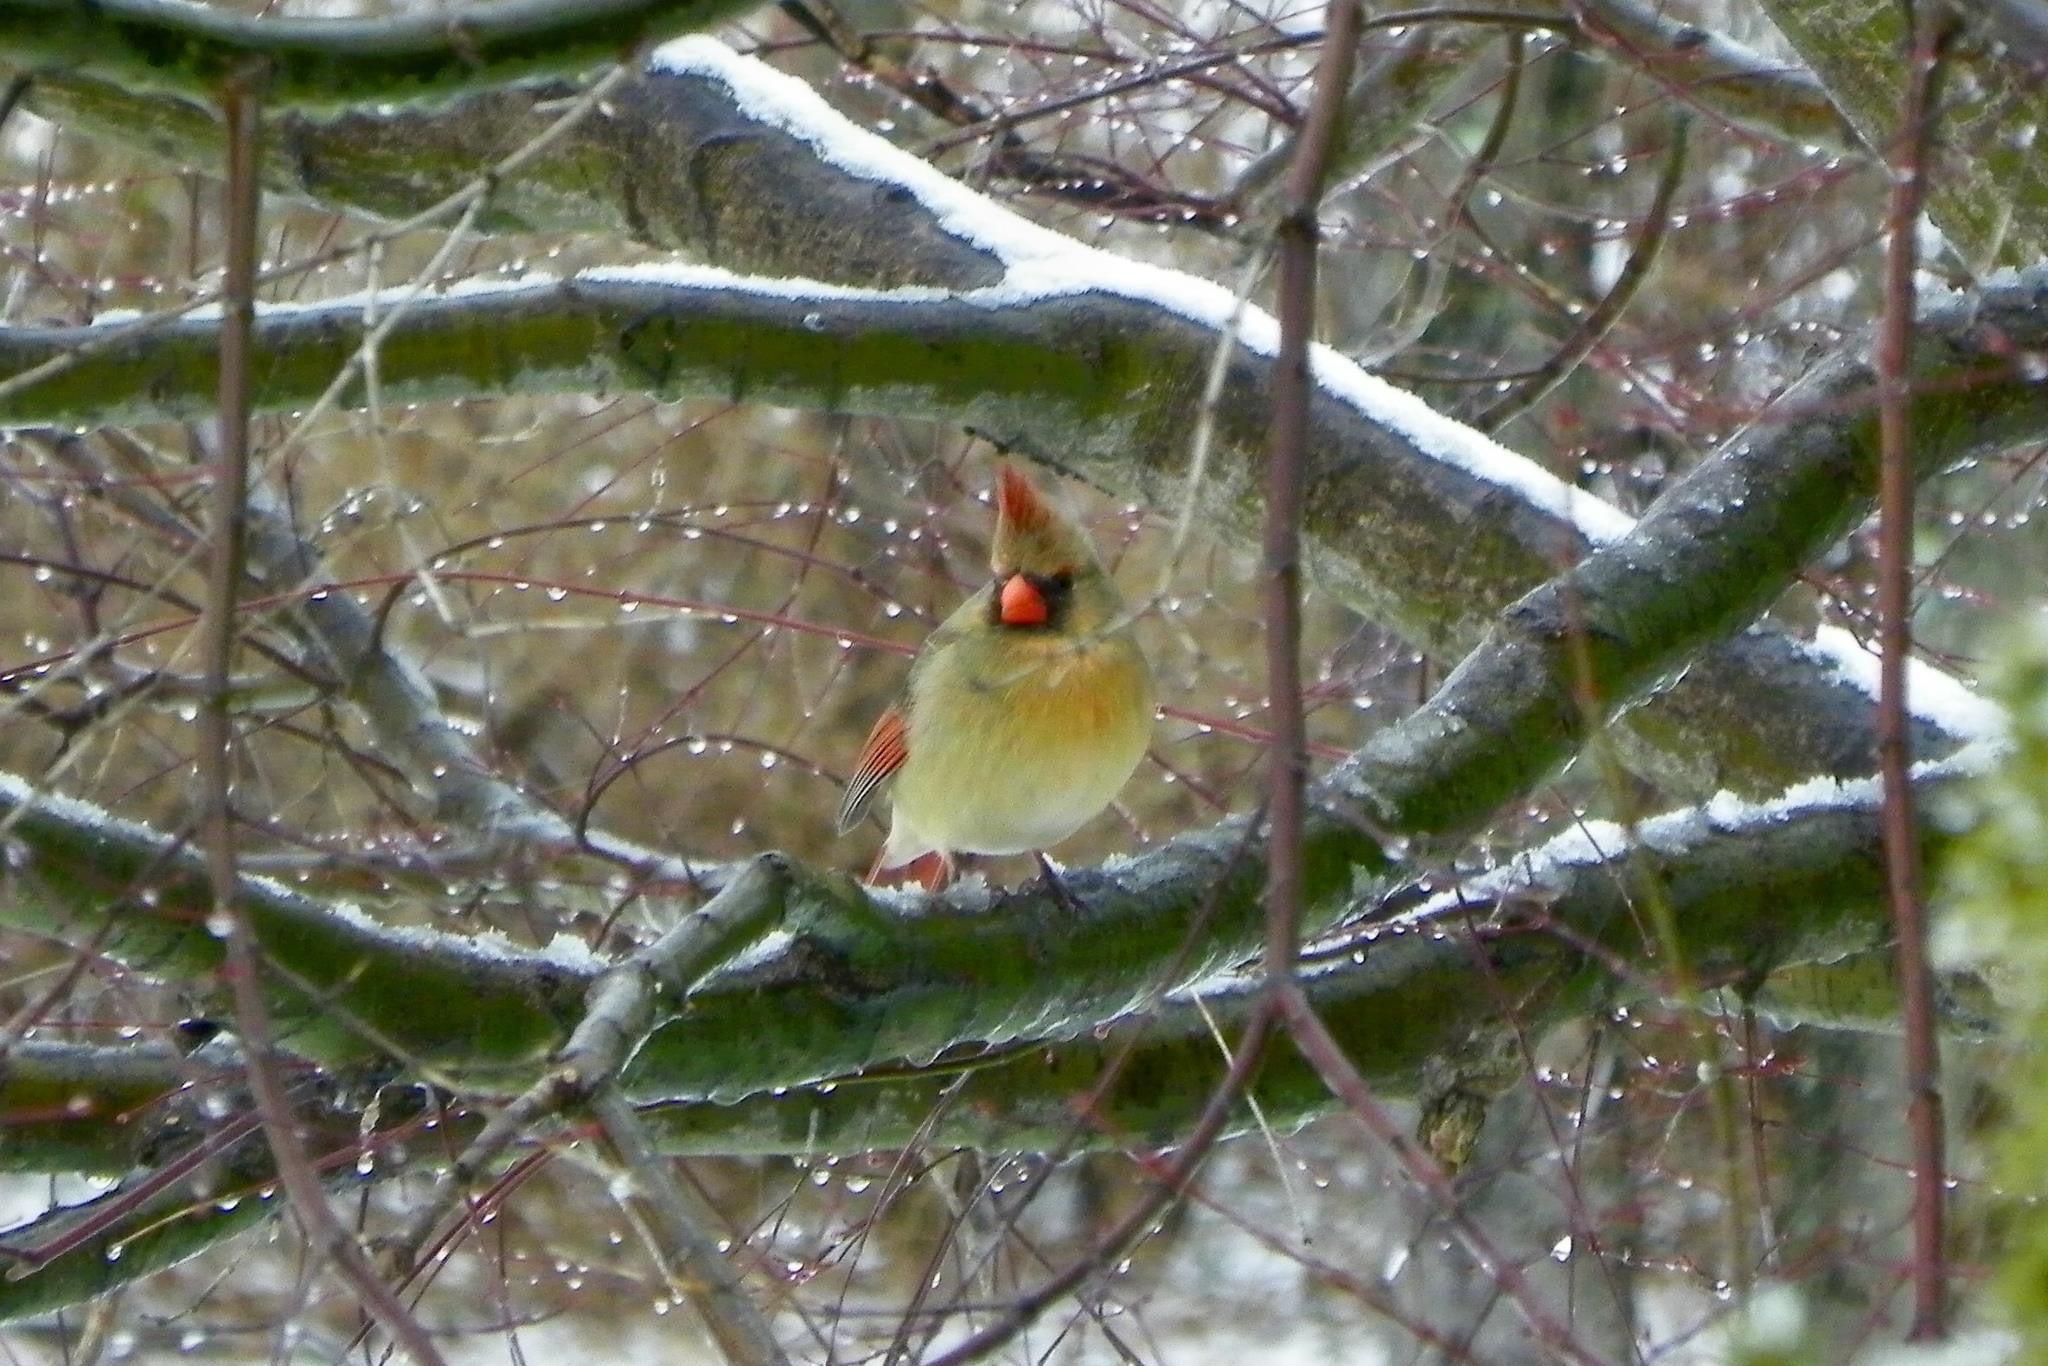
[998,573,1049,626]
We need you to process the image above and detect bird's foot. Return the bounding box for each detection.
[1034,852,1084,913]
[908,850,958,892]
[868,849,958,892]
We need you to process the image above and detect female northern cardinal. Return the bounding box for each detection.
[838,464,1154,891]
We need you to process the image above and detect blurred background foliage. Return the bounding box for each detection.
[1944,621,2048,1364]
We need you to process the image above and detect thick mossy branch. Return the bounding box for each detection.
[0,1052,435,1322]
[4,248,2026,1103]
[0,762,1980,1322]
[1330,273,2045,835]
[0,0,767,111]
[0,1177,277,1322]
[0,1043,194,1176]
[0,776,589,1084]
[25,59,1007,285]
[1571,0,1857,153]
[623,821,1301,1100]
[0,763,1329,1103]
[643,767,1981,1151]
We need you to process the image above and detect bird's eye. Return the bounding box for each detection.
[1049,569,1075,591]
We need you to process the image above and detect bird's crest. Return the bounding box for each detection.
[991,464,1093,575]
[997,464,1053,537]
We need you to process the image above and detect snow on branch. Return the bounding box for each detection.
[15,38,2043,800]
[647,36,1635,546]
[1384,743,2003,938]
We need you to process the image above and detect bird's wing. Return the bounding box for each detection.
[838,586,987,836]
[837,705,909,835]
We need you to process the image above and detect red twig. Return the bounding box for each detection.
[923,1005,1276,1365]
[1262,13,1602,1360]
[1875,10,1954,1344]
[919,8,1378,1358]
[1261,0,1360,976]
[199,70,447,1366]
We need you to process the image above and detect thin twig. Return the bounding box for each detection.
[1230,21,1454,221]
[1276,985,1603,1364]
[198,68,448,1366]
[592,1089,790,1366]
[1434,29,1527,243]
[0,60,636,413]
[1260,13,1593,1360]
[383,855,788,1279]
[54,70,631,847]
[1155,240,1274,605]
[922,10,1567,159]
[1875,6,1956,1345]
[1261,0,1362,976]
[1477,107,1690,431]
[924,1004,1278,1366]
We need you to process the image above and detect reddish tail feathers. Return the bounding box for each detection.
[867,849,955,892]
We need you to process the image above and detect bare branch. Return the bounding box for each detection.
[9,40,2025,807]
[592,1090,789,1366]
[200,76,447,1366]
[384,856,786,1274]
[1874,8,1959,1343]
[1477,107,1689,431]
[0,759,1995,1321]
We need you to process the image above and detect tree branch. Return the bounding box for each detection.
[5,267,2036,798]
[0,754,1992,1321]
[592,1090,789,1366]
[1571,0,1855,153]
[0,770,592,1079]
[384,855,785,1275]
[0,246,2035,1101]
[11,39,2026,807]
[0,0,766,110]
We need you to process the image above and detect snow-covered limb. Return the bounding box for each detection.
[6,263,2039,805]
[645,36,1630,543]
[14,39,2047,803]
[0,574,2006,1118]
[3,23,2038,1114]
[1129,748,2004,1047]
[1383,742,2003,937]
[662,741,2007,1145]
[0,739,1996,1332]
